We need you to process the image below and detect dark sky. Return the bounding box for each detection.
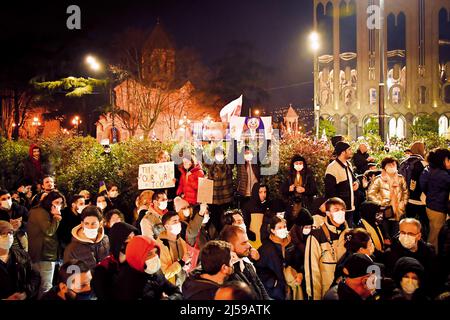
[1,0,315,109]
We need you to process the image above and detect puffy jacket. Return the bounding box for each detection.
[27,206,60,262]
[63,225,110,271]
[156,230,188,286]
[367,173,409,220]
[0,247,41,300]
[177,164,205,205]
[420,167,450,214]
[304,218,348,300]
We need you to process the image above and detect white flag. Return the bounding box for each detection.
[220,94,242,122]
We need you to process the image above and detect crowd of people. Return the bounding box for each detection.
[0,140,449,301]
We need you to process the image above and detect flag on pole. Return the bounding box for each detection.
[99,181,107,195]
[220,94,242,122]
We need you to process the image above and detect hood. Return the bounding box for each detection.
[109,222,139,261]
[179,163,202,175]
[29,144,40,159]
[289,154,308,175]
[157,230,180,241]
[71,224,105,244]
[392,257,425,285]
[294,207,314,226]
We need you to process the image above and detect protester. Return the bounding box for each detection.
[133,190,154,226]
[399,142,428,238]
[420,148,450,253]
[0,189,29,251]
[236,146,261,209]
[27,190,65,297]
[305,197,349,300]
[383,218,439,297]
[92,222,137,300]
[182,240,233,300]
[390,257,429,301]
[324,142,359,227]
[30,175,56,207]
[140,190,168,239]
[222,209,257,243]
[281,154,318,215]
[156,150,180,210]
[359,201,386,254]
[177,154,204,205]
[58,194,86,250]
[106,183,132,224]
[79,190,92,205]
[255,216,301,300]
[63,205,110,271]
[368,157,409,240]
[103,209,125,236]
[22,144,52,193]
[156,211,189,287]
[112,235,182,300]
[0,221,40,300]
[41,259,93,300]
[242,183,271,237]
[219,225,270,299]
[353,143,376,175]
[95,193,113,215]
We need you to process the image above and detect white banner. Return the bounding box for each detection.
[138,161,175,190]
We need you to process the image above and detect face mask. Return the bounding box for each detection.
[302,226,312,236]
[119,252,126,263]
[401,277,419,294]
[202,214,210,224]
[294,164,303,172]
[399,234,417,250]
[145,255,161,275]
[97,202,106,210]
[68,290,93,301]
[77,205,87,214]
[83,227,98,239]
[54,205,62,213]
[365,274,378,294]
[109,191,119,198]
[235,223,247,232]
[215,154,225,163]
[244,154,253,162]
[331,210,346,225]
[183,164,191,170]
[182,208,191,217]
[1,199,12,210]
[386,167,397,175]
[276,212,285,220]
[158,201,168,211]
[274,228,289,239]
[0,234,14,250]
[167,223,182,236]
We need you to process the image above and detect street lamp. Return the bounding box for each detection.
[378,0,386,141]
[85,55,117,143]
[31,117,41,126]
[309,31,320,139]
[72,115,82,136]
[254,109,260,116]
[179,115,191,141]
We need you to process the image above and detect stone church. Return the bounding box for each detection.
[314,0,450,139]
[96,22,217,143]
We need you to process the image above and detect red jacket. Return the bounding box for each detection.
[177,164,205,205]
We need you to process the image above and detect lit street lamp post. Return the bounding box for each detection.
[378,0,386,141]
[309,31,320,139]
[72,115,81,136]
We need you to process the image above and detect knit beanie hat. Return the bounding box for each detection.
[125,236,160,272]
[295,208,314,226]
[334,141,351,156]
[174,196,189,213]
[109,222,139,261]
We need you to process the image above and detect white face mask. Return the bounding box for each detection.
[274,228,289,239]
[53,204,62,213]
[401,277,419,294]
[365,274,378,294]
[119,252,126,263]
[1,199,12,210]
[158,201,168,211]
[166,223,182,236]
[202,214,210,225]
[235,223,247,232]
[294,164,303,172]
[0,234,14,250]
[83,227,98,239]
[97,202,106,210]
[276,212,285,220]
[386,167,397,175]
[302,226,312,236]
[399,234,417,250]
[109,191,119,198]
[145,256,161,275]
[244,154,253,162]
[331,210,346,225]
[182,208,191,218]
[77,205,87,214]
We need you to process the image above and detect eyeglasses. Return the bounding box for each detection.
[399,231,418,237]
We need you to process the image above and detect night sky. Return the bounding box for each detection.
[1,0,315,110]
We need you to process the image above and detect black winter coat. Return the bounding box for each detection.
[182,270,221,300]
[229,259,271,300]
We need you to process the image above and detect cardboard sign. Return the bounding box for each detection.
[197,177,214,204]
[229,116,272,141]
[138,161,175,190]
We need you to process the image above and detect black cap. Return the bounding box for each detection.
[344,253,381,278]
[334,141,351,156]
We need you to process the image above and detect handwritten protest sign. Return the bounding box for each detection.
[138,162,175,190]
[197,177,214,204]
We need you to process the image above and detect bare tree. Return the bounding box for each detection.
[114,78,140,137]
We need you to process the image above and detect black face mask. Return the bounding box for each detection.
[66,290,93,301]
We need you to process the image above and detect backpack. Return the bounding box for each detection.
[399,156,422,190]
